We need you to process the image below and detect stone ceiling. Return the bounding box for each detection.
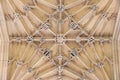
[0,0,120,80]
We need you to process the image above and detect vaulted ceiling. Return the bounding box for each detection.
[0,0,120,80]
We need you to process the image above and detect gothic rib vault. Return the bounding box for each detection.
[0,0,120,80]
